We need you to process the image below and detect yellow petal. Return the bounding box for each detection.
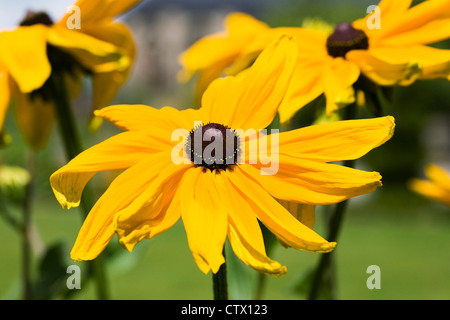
[378,19,450,47]
[0,68,11,133]
[58,0,142,26]
[409,165,450,207]
[226,167,336,253]
[180,168,228,274]
[376,0,450,43]
[358,46,450,80]
[425,164,450,191]
[114,162,189,252]
[47,26,129,73]
[277,201,316,248]
[202,35,298,130]
[0,25,51,93]
[277,61,327,124]
[346,49,421,86]
[322,58,360,115]
[179,12,268,81]
[13,89,55,151]
[278,200,315,230]
[353,0,413,40]
[95,104,203,133]
[70,151,173,261]
[214,173,287,276]
[50,131,166,210]
[80,22,135,122]
[278,116,395,162]
[241,160,382,205]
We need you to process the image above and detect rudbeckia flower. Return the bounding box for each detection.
[409,164,450,207]
[0,0,140,149]
[50,37,395,275]
[180,0,450,123]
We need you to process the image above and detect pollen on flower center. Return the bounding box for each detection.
[326,22,369,58]
[19,10,54,26]
[186,123,240,172]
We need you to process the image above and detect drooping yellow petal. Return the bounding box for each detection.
[358,46,450,80]
[47,26,129,73]
[346,49,421,86]
[50,131,166,209]
[180,168,228,274]
[277,116,395,162]
[13,89,55,151]
[322,58,360,115]
[226,167,336,253]
[113,162,189,252]
[214,173,286,276]
[278,200,315,230]
[0,25,51,93]
[83,23,135,128]
[277,60,327,124]
[70,151,174,261]
[277,201,316,249]
[0,68,10,133]
[202,35,298,130]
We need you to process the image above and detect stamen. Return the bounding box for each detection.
[326,22,369,58]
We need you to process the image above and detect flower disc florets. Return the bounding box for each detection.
[326,22,369,58]
[186,123,240,172]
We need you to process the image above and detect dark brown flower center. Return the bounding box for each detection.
[19,10,53,26]
[326,22,369,58]
[186,123,240,172]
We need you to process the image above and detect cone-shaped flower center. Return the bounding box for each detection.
[326,22,369,58]
[20,10,54,26]
[186,123,240,172]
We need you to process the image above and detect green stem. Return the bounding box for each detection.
[212,248,228,300]
[308,103,357,300]
[49,72,110,300]
[21,150,37,300]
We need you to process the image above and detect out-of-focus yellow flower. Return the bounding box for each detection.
[50,37,395,276]
[0,0,141,149]
[409,164,450,207]
[180,0,450,123]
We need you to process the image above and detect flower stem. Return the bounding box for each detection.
[21,150,37,300]
[212,248,228,300]
[308,103,357,300]
[49,71,110,300]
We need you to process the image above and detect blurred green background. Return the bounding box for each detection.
[0,0,449,300]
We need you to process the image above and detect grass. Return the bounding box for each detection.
[0,183,449,300]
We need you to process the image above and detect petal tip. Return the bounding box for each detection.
[320,241,337,253]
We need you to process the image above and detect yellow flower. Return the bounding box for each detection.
[50,37,395,276]
[0,0,140,149]
[180,0,450,123]
[409,164,450,207]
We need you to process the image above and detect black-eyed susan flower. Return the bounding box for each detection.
[180,0,450,123]
[50,37,395,275]
[0,0,140,149]
[409,164,450,207]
